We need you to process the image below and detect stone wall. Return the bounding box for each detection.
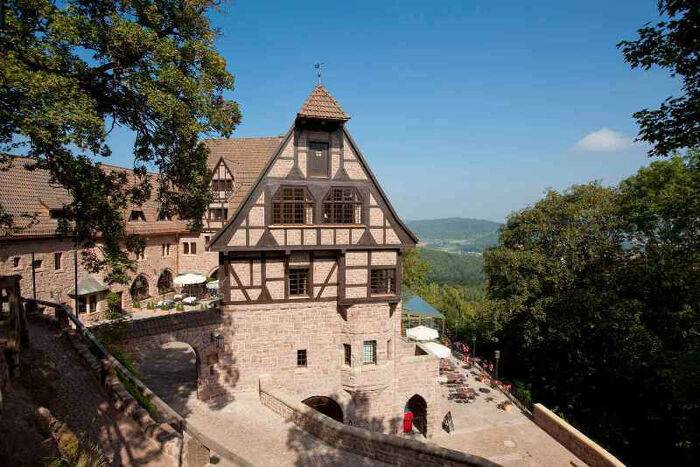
[259,383,496,467]
[0,233,218,319]
[533,404,625,467]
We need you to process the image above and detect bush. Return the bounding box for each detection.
[176,303,184,312]
[131,300,140,309]
[146,301,154,310]
[105,292,122,321]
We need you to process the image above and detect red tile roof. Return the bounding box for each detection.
[297,85,350,121]
[0,136,283,239]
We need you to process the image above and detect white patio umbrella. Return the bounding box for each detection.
[206,280,219,290]
[406,325,439,341]
[174,272,207,297]
[418,341,452,359]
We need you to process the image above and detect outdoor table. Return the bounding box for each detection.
[183,296,197,305]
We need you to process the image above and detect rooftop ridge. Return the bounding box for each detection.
[297,84,350,121]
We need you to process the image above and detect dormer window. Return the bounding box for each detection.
[307,142,330,177]
[271,187,314,225]
[157,210,172,221]
[209,208,228,221]
[129,210,146,222]
[49,209,67,219]
[323,188,362,224]
[211,179,234,192]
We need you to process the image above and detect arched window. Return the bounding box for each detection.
[157,270,174,295]
[271,187,314,224]
[323,188,362,224]
[130,275,150,301]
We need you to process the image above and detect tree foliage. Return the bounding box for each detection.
[618,0,700,157]
[484,154,700,464]
[0,0,241,283]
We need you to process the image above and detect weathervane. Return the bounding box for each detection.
[314,62,324,85]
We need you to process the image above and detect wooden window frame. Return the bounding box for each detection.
[54,252,62,270]
[323,187,362,224]
[307,141,330,178]
[208,207,229,221]
[271,186,314,225]
[370,267,397,295]
[288,266,310,297]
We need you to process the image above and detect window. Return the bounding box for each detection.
[323,188,362,224]
[157,210,172,221]
[211,179,234,193]
[158,270,174,294]
[49,209,67,219]
[370,268,396,295]
[344,344,352,366]
[161,243,171,257]
[204,236,210,252]
[129,210,146,222]
[209,208,228,221]
[271,187,314,224]
[183,242,197,255]
[297,349,307,367]
[12,257,20,268]
[54,252,62,270]
[387,339,392,361]
[363,340,377,365]
[307,142,330,177]
[32,259,43,269]
[288,267,310,296]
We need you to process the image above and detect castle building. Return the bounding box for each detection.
[0,85,444,436]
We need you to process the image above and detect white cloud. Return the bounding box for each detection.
[573,128,635,153]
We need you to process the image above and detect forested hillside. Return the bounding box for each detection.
[406,218,501,253]
[418,248,484,286]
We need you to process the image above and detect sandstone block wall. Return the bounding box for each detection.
[533,403,625,467]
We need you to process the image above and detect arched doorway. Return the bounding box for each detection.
[208,267,219,281]
[136,342,199,414]
[302,396,344,423]
[157,270,174,295]
[406,394,428,436]
[130,275,150,301]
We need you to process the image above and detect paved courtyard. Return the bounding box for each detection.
[431,356,584,466]
[136,343,583,466]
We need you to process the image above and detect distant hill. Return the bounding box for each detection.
[406,217,501,253]
[419,248,484,286]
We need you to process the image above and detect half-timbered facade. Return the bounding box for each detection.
[207,85,444,436]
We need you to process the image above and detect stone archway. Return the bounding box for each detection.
[207,266,220,281]
[130,274,150,302]
[157,269,174,295]
[303,396,344,423]
[406,394,428,436]
[136,341,200,414]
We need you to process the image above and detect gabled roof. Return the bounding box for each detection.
[297,85,350,121]
[70,276,109,296]
[203,136,284,211]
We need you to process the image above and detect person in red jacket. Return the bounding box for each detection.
[403,408,414,434]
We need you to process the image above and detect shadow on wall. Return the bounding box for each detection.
[135,341,237,417]
[285,413,394,467]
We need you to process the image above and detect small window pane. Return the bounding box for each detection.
[344,344,351,366]
[289,268,309,296]
[54,252,62,270]
[370,268,396,294]
[297,349,307,367]
[363,341,377,364]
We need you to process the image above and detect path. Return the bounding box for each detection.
[431,356,584,466]
[138,343,387,467]
[27,319,171,466]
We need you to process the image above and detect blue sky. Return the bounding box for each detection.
[105,0,677,222]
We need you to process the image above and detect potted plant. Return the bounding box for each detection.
[131,300,141,312]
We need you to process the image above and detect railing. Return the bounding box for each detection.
[23,298,252,467]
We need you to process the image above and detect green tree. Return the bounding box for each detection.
[401,247,430,295]
[485,160,700,464]
[0,0,241,283]
[618,0,700,157]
